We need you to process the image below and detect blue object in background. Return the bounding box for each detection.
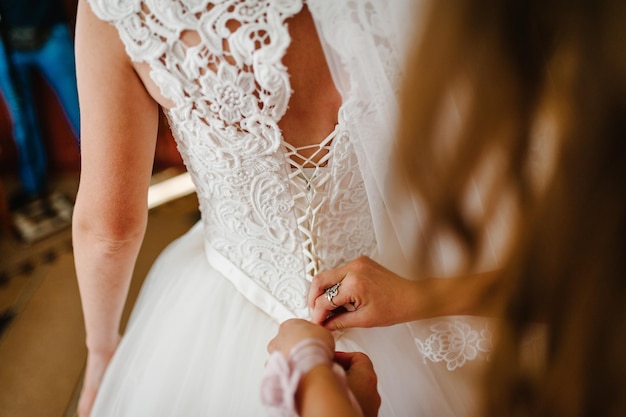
[0,1,80,200]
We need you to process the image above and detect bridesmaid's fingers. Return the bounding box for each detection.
[310,285,357,325]
[334,351,374,371]
[308,267,346,308]
[310,291,338,324]
[322,308,364,330]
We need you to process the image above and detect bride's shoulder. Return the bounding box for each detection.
[86,0,142,22]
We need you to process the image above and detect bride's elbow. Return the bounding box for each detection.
[72,203,148,253]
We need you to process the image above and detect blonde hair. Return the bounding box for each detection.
[397,1,626,416]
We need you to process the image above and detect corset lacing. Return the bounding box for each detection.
[283,126,336,281]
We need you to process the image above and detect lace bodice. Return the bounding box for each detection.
[89,0,377,320]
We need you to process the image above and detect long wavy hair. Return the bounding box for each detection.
[397,1,626,416]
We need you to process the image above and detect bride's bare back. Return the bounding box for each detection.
[131,5,340,161]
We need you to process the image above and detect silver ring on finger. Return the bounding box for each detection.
[325,282,341,308]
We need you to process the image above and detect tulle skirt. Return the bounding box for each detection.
[91,223,487,416]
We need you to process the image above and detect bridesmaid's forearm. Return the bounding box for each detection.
[407,270,501,320]
[296,365,361,417]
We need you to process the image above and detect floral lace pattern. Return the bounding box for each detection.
[88,0,377,319]
[415,318,493,371]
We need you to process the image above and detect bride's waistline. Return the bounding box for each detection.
[203,241,303,323]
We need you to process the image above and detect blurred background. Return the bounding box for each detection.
[0,1,199,415]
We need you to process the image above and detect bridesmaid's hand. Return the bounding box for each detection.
[267,318,334,358]
[334,351,381,417]
[267,319,380,417]
[308,256,420,329]
[77,340,120,417]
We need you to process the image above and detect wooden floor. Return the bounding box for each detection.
[0,172,199,417]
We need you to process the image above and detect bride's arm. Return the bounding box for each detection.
[308,256,500,329]
[73,1,159,415]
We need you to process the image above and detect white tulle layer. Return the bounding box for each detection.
[91,223,485,417]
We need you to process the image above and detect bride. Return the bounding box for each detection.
[73,0,497,415]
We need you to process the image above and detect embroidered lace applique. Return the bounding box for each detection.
[88,0,377,319]
[415,319,493,371]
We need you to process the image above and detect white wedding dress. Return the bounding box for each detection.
[88,1,498,415]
